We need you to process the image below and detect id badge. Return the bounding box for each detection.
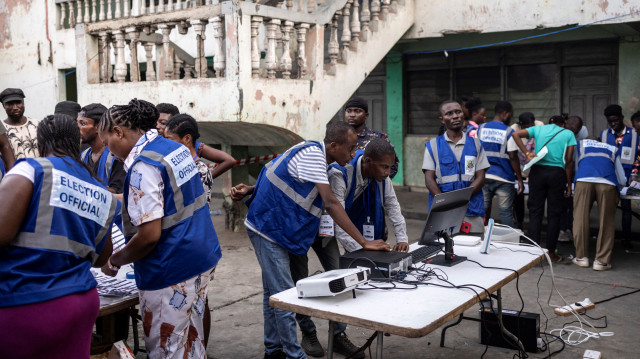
[621,146,632,161]
[319,214,334,237]
[363,224,375,241]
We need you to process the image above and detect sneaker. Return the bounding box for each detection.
[264,351,286,359]
[548,252,563,263]
[622,239,634,251]
[301,331,324,357]
[558,230,572,242]
[572,257,589,267]
[333,332,365,359]
[593,260,612,271]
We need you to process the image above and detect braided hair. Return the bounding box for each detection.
[165,114,200,146]
[38,114,94,175]
[99,98,159,133]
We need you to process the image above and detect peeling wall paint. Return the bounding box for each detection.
[407,0,640,39]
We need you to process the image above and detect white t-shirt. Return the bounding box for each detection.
[4,117,39,159]
[5,160,36,182]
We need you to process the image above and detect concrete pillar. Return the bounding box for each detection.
[386,51,404,185]
[230,145,249,232]
[75,24,101,86]
[618,39,640,120]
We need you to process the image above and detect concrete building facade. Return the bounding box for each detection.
[1,0,639,187]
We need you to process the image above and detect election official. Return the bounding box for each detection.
[0,114,120,359]
[98,99,222,359]
[423,100,490,234]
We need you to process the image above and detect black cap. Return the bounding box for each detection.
[55,101,82,118]
[0,88,25,104]
[345,96,368,113]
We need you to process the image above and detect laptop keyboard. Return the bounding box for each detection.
[409,245,441,264]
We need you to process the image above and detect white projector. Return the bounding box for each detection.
[296,268,370,298]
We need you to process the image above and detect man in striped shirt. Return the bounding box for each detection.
[230,121,390,359]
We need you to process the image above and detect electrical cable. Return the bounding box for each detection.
[404,10,640,56]
[593,288,640,305]
[498,224,615,346]
[466,259,528,358]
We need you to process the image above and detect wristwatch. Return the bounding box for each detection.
[108,257,120,271]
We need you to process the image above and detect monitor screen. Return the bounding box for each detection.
[419,187,473,245]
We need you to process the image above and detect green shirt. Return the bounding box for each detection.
[527,124,576,168]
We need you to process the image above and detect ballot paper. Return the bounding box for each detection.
[621,181,640,196]
[93,270,138,297]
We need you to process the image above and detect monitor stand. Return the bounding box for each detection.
[429,231,467,267]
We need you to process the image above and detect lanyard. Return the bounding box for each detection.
[363,178,371,224]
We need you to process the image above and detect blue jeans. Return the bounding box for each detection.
[248,229,306,359]
[289,237,347,336]
[483,179,516,228]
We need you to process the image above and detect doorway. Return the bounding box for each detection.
[562,65,617,136]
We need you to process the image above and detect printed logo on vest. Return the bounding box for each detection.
[130,169,143,190]
[621,146,632,161]
[479,128,507,144]
[465,156,476,176]
[167,146,198,187]
[50,169,112,226]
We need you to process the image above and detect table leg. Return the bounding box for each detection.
[376,331,384,359]
[439,313,464,347]
[130,307,140,354]
[327,320,335,359]
[496,289,526,354]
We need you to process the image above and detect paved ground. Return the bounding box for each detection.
[126,190,640,359]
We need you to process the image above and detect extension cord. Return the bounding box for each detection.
[554,298,595,316]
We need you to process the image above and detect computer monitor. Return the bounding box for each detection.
[418,187,474,266]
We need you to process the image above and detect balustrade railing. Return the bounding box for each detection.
[79,0,403,84]
[250,0,396,79]
[56,0,343,29]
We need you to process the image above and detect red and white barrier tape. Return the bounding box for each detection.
[213,153,279,167]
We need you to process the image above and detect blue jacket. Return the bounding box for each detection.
[477,121,515,182]
[330,151,386,241]
[0,157,120,307]
[575,140,621,190]
[122,136,221,290]
[426,135,485,217]
[600,127,637,184]
[245,141,325,255]
[81,147,116,187]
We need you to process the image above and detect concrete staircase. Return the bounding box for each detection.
[74,0,414,140]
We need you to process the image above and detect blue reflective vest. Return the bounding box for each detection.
[477,121,515,182]
[330,151,386,241]
[575,140,621,190]
[600,127,637,184]
[0,157,120,307]
[425,135,485,217]
[81,147,116,187]
[0,156,4,182]
[122,136,221,291]
[245,141,324,255]
[82,147,123,231]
